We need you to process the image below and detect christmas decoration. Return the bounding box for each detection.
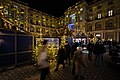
[61,35,67,47]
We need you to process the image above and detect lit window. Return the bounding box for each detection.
[61,21,63,24]
[89,16,92,20]
[80,16,82,20]
[14,5,18,8]
[66,15,68,18]
[98,13,101,19]
[108,10,113,16]
[78,11,80,14]
[75,6,77,8]
[80,8,83,11]
[3,8,8,15]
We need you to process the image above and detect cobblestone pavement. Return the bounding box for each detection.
[0,53,120,80]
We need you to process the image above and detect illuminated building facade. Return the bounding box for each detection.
[0,0,60,38]
[63,0,88,37]
[86,0,120,42]
[0,0,120,42]
[63,0,120,42]
[0,0,29,30]
[28,8,59,37]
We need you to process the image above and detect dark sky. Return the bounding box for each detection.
[19,0,92,17]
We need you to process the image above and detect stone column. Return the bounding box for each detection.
[101,33,104,40]
[116,31,119,42]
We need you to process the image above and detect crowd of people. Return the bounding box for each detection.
[37,39,120,80]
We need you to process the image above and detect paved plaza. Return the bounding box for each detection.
[0,53,120,80]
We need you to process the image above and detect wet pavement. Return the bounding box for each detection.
[0,53,120,80]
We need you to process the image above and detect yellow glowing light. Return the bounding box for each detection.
[21,12,24,14]
[78,11,80,14]
[0,6,3,9]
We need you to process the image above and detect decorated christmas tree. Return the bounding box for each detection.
[47,38,56,60]
[61,35,67,47]
[32,33,43,64]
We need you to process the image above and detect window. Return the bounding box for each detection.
[10,10,15,19]
[20,24,24,30]
[106,20,114,29]
[108,10,113,16]
[89,16,93,20]
[80,16,82,20]
[3,8,8,15]
[30,20,33,24]
[95,23,102,30]
[21,14,24,20]
[30,26,34,32]
[21,9,24,12]
[98,13,101,19]
[14,5,18,8]
[36,27,40,32]
[80,8,83,11]
[66,15,68,18]
[87,25,92,31]
[10,5,14,8]
[36,21,39,25]
[108,1,113,5]
[90,9,92,12]
[30,14,33,16]
[98,6,101,9]
[36,15,39,18]
[75,6,77,8]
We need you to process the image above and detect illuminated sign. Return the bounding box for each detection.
[68,23,74,29]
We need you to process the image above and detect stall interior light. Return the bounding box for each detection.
[96,34,101,36]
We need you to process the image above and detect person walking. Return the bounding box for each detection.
[37,40,50,80]
[64,41,71,65]
[54,45,66,71]
[87,40,94,61]
[71,42,79,59]
[94,40,106,67]
[73,47,87,80]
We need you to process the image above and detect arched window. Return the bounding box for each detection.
[36,21,39,25]
[95,22,102,30]
[87,24,92,31]
[30,26,34,32]
[20,24,24,30]
[36,27,40,33]
[106,20,114,29]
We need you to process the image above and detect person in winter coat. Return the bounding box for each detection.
[64,41,71,65]
[94,40,106,67]
[87,40,94,61]
[73,47,87,80]
[54,46,66,71]
[37,40,49,80]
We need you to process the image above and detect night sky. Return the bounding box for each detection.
[19,0,92,17]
